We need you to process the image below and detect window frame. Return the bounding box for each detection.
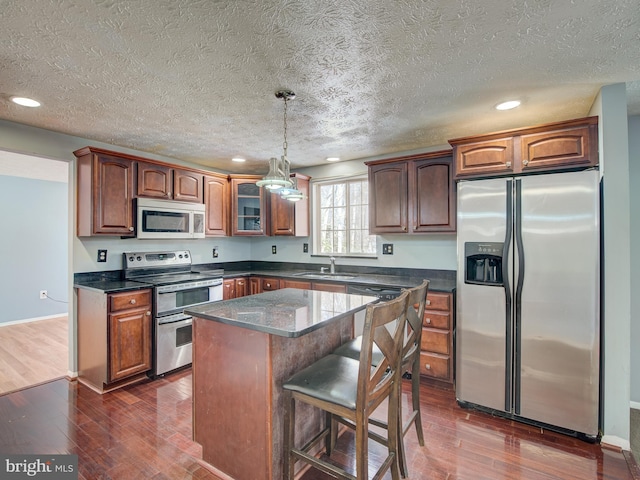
[312,175,377,258]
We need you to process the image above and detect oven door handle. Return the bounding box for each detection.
[157,315,192,326]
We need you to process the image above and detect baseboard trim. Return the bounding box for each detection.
[0,313,68,327]
[601,434,631,452]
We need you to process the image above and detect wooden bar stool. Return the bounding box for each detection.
[282,291,410,480]
[332,279,430,477]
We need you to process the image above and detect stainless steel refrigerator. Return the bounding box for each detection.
[455,169,600,439]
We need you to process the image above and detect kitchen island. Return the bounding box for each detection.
[184,288,378,480]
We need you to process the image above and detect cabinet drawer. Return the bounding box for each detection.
[425,292,450,311]
[419,352,450,380]
[261,278,280,291]
[109,290,151,312]
[421,328,450,355]
[422,310,450,329]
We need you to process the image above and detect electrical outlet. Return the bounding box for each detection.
[382,243,394,255]
[212,246,219,258]
[97,249,107,262]
[39,290,47,300]
[272,245,277,254]
[303,243,308,253]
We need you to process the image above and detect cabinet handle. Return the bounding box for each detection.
[425,317,432,324]
[506,161,512,168]
[523,159,529,166]
[129,226,134,231]
[130,299,136,305]
[425,363,431,370]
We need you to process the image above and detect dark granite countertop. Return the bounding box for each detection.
[73,279,152,293]
[221,268,456,293]
[185,288,378,337]
[73,262,456,294]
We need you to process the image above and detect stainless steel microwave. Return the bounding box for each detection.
[137,198,205,239]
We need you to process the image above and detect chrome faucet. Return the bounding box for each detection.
[329,256,336,274]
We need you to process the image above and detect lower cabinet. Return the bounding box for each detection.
[77,288,152,393]
[419,291,454,384]
[223,277,248,299]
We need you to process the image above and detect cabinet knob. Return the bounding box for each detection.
[523,159,529,166]
[425,363,431,370]
[403,226,407,231]
[146,311,151,316]
[266,283,271,287]
[129,226,134,231]
[506,161,512,168]
[130,299,136,305]
[238,281,244,285]
[426,300,431,306]
[425,317,432,324]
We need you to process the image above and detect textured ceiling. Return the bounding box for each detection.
[1,0,639,174]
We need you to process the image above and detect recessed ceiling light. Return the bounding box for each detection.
[496,100,521,111]
[326,157,340,162]
[231,157,246,163]
[10,96,41,107]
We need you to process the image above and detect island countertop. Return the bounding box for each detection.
[184,287,378,337]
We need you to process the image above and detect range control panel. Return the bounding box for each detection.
[123,250,191,269]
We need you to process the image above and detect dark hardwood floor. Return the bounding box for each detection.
[0,369,634,480]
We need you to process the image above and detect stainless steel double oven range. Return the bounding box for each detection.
[124,250,223,377]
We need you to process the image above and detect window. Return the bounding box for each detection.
[314,177,376,256]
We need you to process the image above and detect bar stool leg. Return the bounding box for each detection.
[284,391,295,480]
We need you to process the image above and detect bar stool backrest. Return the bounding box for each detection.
[402,280,430,366]
[358,290,410,414]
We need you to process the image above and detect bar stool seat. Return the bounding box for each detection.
[283,291,410,480]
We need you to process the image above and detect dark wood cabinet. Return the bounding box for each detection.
[230,175,266,236]
[137,161,204,203]
[204,173,229,236]
[451,116,598,179]
[260,277,280,292]
[77,287,152,393]
[249,277,261,295]
[75,147,136,237]
[367,150,456,234]
[108,290,152,382]
[312,283,346,293]
[223,277,248,299]
[419,291,454,384]
[269,173,311,236]
[281,279,312,289]
[137,161,173,199]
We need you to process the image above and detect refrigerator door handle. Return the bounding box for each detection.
[514,179,525,415]
[503,179,514,412]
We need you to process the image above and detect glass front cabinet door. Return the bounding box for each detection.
[231,176,266,236]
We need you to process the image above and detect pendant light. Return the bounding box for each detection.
[256,90,295,190]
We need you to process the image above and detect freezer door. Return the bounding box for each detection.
[517,170,600,436]
[456,178,512,412]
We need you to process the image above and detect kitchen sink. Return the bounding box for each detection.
[292,272,357,280]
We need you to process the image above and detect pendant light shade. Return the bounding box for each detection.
[280,176,306,202]
[256,157,292,190]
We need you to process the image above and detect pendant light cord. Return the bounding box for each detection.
[282,96,288,160]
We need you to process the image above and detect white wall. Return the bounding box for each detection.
[590,84,631,448]
[629,114,640,405]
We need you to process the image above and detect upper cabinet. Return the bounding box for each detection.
[75,147,136,237]
[137,161,204,203]
[367,150,456,234]
[75,146,223,237]
[450,116,598,180]
[269,173,311,236]
[204,173,229,236]
[230,175,266,236]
